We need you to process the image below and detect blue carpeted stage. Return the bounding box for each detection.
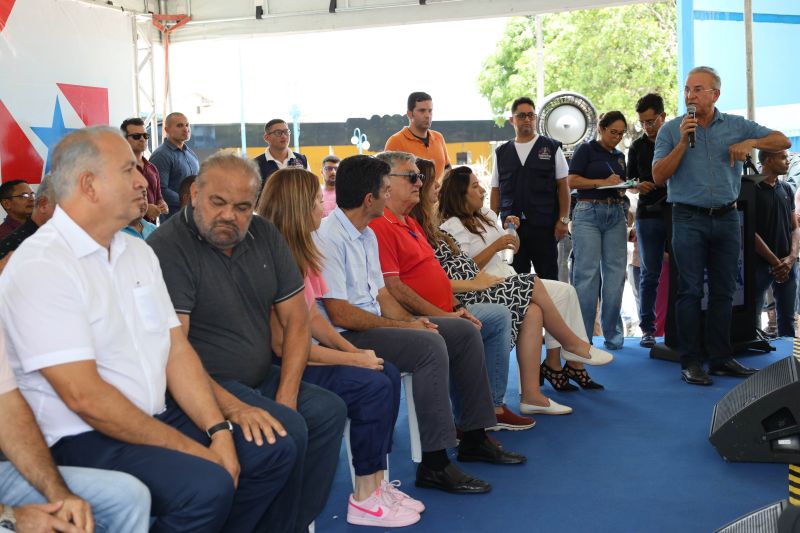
[314,337,793,532]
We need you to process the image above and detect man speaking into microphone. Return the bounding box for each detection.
[652,66,790,386]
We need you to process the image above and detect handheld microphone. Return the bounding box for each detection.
[687,104,696,148]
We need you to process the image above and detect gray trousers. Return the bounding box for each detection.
[341,316,496,452]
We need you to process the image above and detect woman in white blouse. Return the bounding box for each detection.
[438,166,609,394]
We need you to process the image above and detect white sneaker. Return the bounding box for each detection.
[347,488,420,527]
[381,479,426,513]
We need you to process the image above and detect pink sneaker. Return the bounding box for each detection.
[381,479,426,513]
[347,488,421,527]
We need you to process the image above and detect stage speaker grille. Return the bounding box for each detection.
[714,500,786,533]
[710,356,800,463]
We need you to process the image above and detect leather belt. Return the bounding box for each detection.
[673,201,737,216]
[576,197,624,205]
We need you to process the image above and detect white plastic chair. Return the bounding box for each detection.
[342,372,421,489]
[402,372,422,464]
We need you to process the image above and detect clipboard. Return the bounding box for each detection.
[596,180,638,190]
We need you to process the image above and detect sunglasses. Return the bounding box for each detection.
[389,172,425,184]
[323,166,338,172]
[126,133,150,140]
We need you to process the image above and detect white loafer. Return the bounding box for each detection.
[561,346,613,366]
[519,398,573,415]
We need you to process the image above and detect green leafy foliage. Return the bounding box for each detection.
[478,1,678,122]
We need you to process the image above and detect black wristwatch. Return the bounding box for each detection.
[453,302,465,311]
[206,420,233,439]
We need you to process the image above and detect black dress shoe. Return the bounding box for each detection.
[709,359,758,378]
[415,462,491,494]
[681,364,713,386]
[457,437,527,465]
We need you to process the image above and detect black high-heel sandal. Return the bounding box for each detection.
[563,363,604,390]
[540,362,579,392]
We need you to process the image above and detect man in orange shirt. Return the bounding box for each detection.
[385,92,451,178]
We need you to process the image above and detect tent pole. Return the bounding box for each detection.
[744,0,754,121]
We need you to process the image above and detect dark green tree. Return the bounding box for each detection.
[478,1,678,122]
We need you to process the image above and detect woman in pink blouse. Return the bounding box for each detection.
[257,168,423,528]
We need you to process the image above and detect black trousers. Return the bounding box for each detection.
[512,220,559,280]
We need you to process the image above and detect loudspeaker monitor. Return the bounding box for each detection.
[714,500,788,533]
[710,356,800,463]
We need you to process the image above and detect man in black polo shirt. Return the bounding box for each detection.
[629,93,668,348]
[489,96,570,280]
[754,149,798,337]
[0,174,56,267]
[148,153,347,533]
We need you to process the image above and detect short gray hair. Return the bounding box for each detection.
[374,151,416,170]
[688,66,721,90]
[35,174,55,206]
[50,126,121,202]
[196,151,261,195]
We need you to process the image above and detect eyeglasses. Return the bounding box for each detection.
[638,118,661,128]
[323,166,338,172]
[126,133,150,140]
[268,129,291,137]
[683,87,716,96]
[6,192,34,200]
[605,129,626,137]
[389,172,425,184]
[514,112,536,121]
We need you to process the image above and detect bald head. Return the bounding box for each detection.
[51,126,123,201]
[164,112,190,145]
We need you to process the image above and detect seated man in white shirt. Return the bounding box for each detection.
[0,324,150,533]
[0,127,296,532]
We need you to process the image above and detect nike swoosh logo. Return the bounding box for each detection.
[349,502,384,517]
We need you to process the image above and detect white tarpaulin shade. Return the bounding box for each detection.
[76,0,650,42]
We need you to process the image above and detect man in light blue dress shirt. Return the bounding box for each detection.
[653,66,790,385]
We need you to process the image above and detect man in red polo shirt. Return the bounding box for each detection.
[370,151,534,432]
[384,92,451,179]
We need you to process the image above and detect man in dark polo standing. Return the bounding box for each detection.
[754,149,798,338]
[653,66,791,385]
[489,96,569,280]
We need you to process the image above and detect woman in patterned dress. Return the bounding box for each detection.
[410,160,611,416]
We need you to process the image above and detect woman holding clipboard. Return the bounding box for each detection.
[567,111,633,351]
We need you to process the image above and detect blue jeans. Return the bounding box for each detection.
[0,462,150,533]
[635,216,667,334]
[220,367,347,533]
[467,303,513,407]
[755,262,797,337]
[671,206,740,367]
[571,201,627,349]
[301,362,401,476]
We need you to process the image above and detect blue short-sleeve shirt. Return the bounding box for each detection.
[653,108,773,207]
[314,207,384,331]
[568,140,627,200]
